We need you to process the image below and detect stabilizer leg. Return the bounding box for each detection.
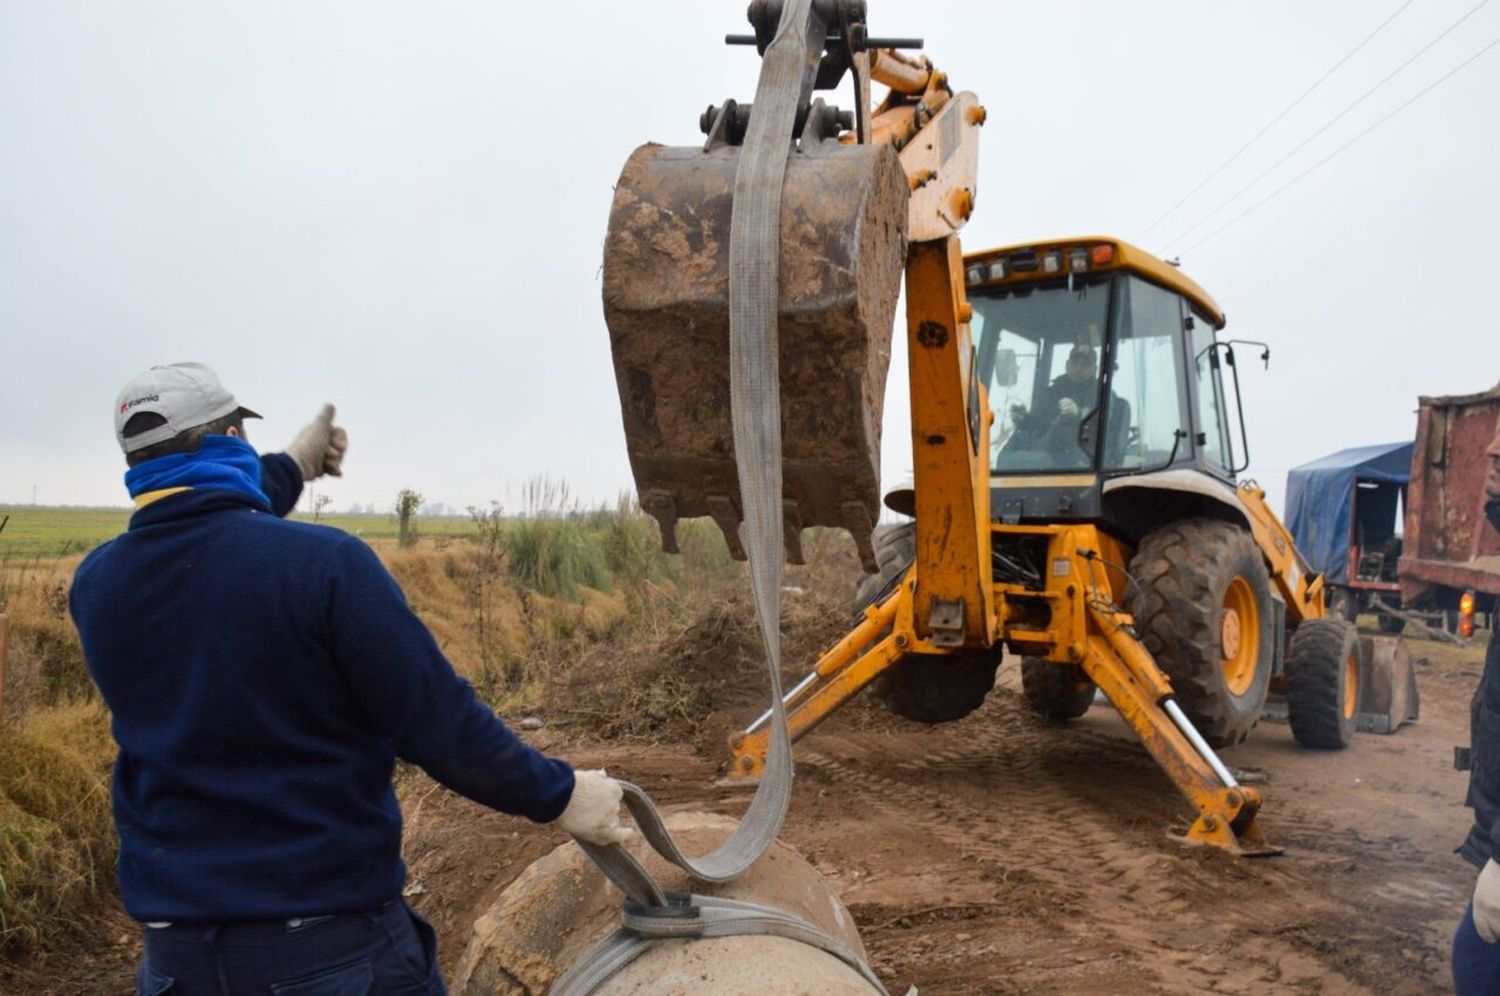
[727,585,907,780]
[1080,599,1281,857]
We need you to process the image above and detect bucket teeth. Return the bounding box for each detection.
[784,500,806,566]
[841,501,878,573]
[640,490,680,555]
[707,495,746,561]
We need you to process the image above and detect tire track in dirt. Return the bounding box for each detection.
[799,691,1376,995]
[516,649,1465,995]
[564,674,1457,994]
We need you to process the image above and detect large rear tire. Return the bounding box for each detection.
[1127,518,1274,747]
[1285,618,1361,749]
[853,522,1000,724]
[1021,658,1095,720]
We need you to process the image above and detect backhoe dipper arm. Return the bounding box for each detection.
[866,49,992,648]
[905,238,995,649]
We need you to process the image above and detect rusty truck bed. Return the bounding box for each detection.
[1400,382,1500,606]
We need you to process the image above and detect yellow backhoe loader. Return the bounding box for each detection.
[601,0,1403,856]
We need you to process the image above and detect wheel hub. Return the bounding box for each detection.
[1221,607,1243,661]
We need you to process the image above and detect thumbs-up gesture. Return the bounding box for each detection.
[286,404,349,482]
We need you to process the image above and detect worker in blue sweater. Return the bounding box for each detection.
[1453,427,1500,994]
[70,362,630,995]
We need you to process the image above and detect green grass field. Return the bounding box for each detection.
[0,506,132,558]
[286,511,476,542]
[0,505,477,559]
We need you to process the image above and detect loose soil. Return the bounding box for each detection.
[8,616,1485,995]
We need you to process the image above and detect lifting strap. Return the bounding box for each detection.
[552,893,889,994]
[552,2,896,993]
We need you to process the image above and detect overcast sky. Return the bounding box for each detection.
[2,0,1497,519]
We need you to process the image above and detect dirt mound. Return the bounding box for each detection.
[539,528,871,757]
[542,593,831,756]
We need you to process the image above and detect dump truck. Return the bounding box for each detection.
[1400,382,1500,634]
[599,0,1414,859]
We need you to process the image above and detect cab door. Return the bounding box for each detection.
[1184,303,1238,480]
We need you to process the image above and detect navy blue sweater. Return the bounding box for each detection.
[69,454,574,923]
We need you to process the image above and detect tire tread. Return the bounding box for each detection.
[1285,618,1359,749]
[1126,519,1274,747]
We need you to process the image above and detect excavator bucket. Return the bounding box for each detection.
[1357,635,1420,734]
[601,141,909,569]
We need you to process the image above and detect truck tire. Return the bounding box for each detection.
[1285,618,1361,749]
[852,521,1000,724]
[1020,658,1095,720]
[1377,612,1407,635]
[1127,519,1274,748]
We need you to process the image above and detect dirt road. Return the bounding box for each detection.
[385,632,1481,995]
[13,628,1483,995]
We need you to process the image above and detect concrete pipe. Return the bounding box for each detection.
[453,812,882,995]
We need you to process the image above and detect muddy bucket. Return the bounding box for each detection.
[453,812,882,995]
[601,141,909,569]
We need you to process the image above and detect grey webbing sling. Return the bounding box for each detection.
[552,2,890,992]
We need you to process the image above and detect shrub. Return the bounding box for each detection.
[677,519,735,581]
[501,478,611,601]
[597,493,676,588]
[502,517,611,600]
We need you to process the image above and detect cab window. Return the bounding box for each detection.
[1101,277,1191,472]
[1190,310,1233,471]
[972,277,1110,472]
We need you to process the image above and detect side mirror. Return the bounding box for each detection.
[994,348,1018,388]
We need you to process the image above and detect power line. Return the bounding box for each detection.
[1163,0,1493,253]
[1135,0,1417,242]
[1180,32,1500,255]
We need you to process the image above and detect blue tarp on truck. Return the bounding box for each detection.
[1286,442,1412,586]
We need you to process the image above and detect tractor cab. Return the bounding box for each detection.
[953,237,1253,539]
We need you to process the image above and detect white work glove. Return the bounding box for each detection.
[1058,397,1079,417]
[285,404,348,482]
[1474,859,1500,943]
[554,768,631,846]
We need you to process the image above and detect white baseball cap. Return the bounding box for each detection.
[114,362,261,454]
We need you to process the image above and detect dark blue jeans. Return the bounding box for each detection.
[1454,903,1500,996]
[136,900,445,995]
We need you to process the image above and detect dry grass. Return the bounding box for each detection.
[0,556,90,723]
[0,703,115,957]
[375,539,638,707]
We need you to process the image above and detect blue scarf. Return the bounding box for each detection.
[124,435,271,509]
